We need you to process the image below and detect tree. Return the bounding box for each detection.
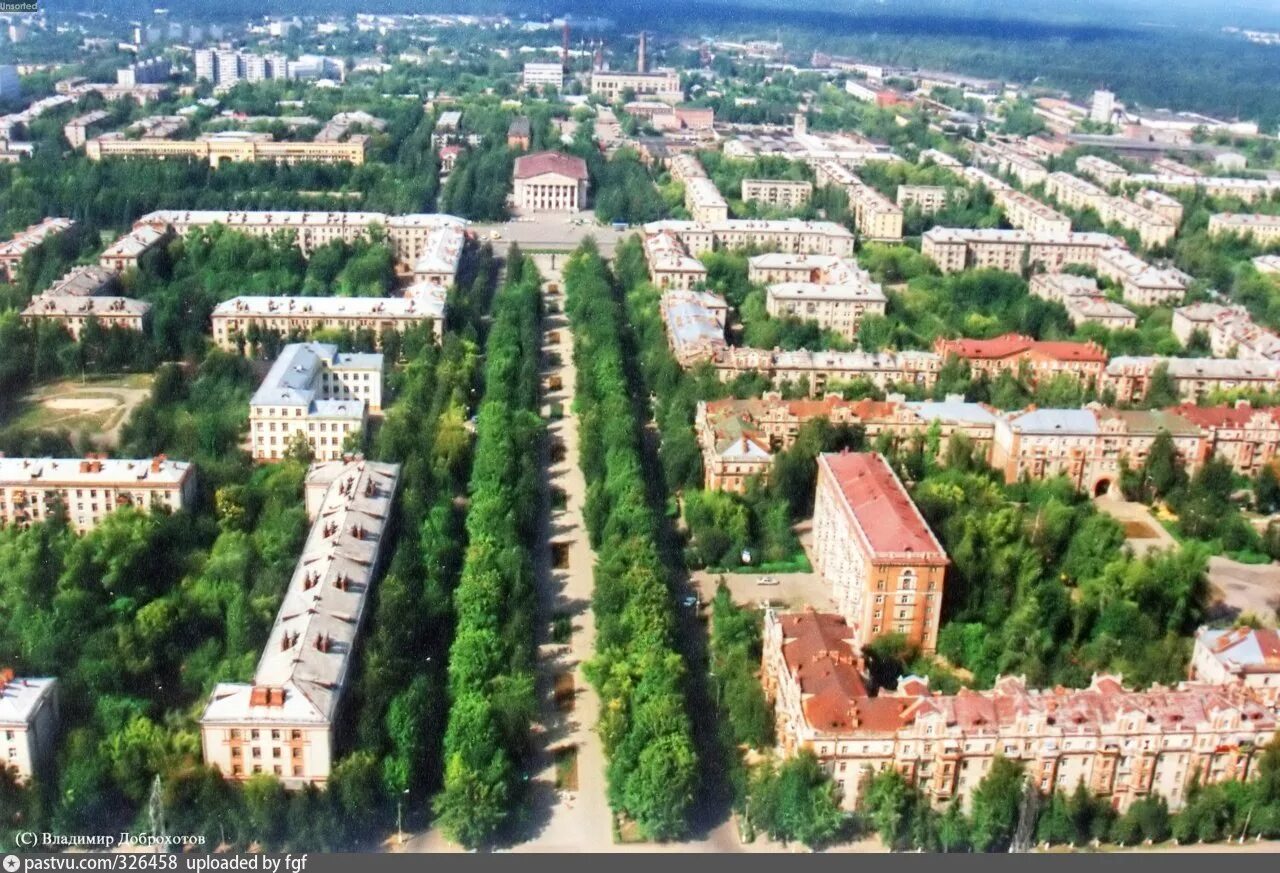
[968,757,1025,851]
[748,752,847,848]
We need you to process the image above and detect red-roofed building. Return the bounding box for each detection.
[763,610,1278,812]
[512,150,589,213]
[934,332,1107,387]
[812,452,948,653]
[1170,402,1280,477]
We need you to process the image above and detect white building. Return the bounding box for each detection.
[0,456,195,533]
[512,151,589,213]
[200,459,399,787]
[1191,627,1280,705]
[523,62,565,90]
[249,343,383,462]
[0,674,58,782]
[1090,89,1116,124]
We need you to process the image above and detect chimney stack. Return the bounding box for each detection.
[637,31,647,74]
[562,21,570,71]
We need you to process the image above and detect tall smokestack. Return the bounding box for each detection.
[638,31,647,74]
[562,21,570,70]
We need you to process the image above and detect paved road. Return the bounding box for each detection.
[471,216,627,257]
[1206,555,1280,624]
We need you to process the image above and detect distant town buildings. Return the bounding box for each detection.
[811,451,949,653]
[645,219,855,259]
[85,131,369,167]
[813,161,903,241]
[590,69,682,104]
[1208,213,1280,246]
[201,459,400,787]
[1103,356,1280,404]
[0,456,195,533]
[921,227,1122,275]
[522,62,565,91]
[512,151,589,213]
[249,343,382,463]
[1029,273,1137,331]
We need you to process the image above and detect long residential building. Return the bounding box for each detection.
[1208,213,1280,246]
[711,347,943,395]
[0,455,195,533]
[756,253,886,341]
[85,132,369,167]
[997,188,1072,237]
[1102,356,1280,404]
[933,333,1108,387]
[22,294,150,339]
[99,224,169,272]
[1128,173,1280,204]
[921,227,1122,275]
[201,459,400,787]
[762,616,1276,813]
[644,219,855,258]
[685,177,730,223]
[0,673,58,782]
[1172,303,1280,361]
[970,139,1049,187]
[1029,273,1137,330]
[135,211,467,281]
[643,230,707,290]
[742,178,812,210]
[249,343,383,463]
[659,289,729,365]
[1096,247,1190,306]
[1192,627,1280,706]
[590,69,682,104]
[812,161,903,241]
[1075,155,1129,187]
[812,452,949,653]
[1043,172,1176,249]
[0,218,74,282]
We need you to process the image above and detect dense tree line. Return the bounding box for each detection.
[433,246,543,846]
[564,240,700,839]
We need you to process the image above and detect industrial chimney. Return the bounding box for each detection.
[638,31,647,73]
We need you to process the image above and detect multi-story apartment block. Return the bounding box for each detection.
[85,133,369,167]
[1174,403,1280,478]
[22,294,150,340]
[934,333,1107,387]
[1095,247,1190,306]
[512,151,589,213]
[1044,171,1107,212]
[1208,213,1280,246]
[742,178,813,210]
[99,224,169,273]
[758,254,886,341]
[249,343,382,462]
[0,673,58,782]
[63,110,111,149]
[970,139,1048,187]
[895,185,955,214]
[1096,197,1177,249]
[590,69,682,104]
[0,217,74,282]
[1075,155,1129,187]
[644,219,855,258]
[1103,356,1280,404]
[811,452,949,653]
[1135,189,1184,227]
[1029,273,1137,330]
[644,230,707,290]
[201,459,400,787]
[659,289,729,366]
[1172,303,1280,361]
[0,455,195,532]
[522,62,565,91]
[847,180,904,241]
[1192,627,1280,705]
[1128,174,1280,205]
[710,347,941,395]
[921,227,1121,275]
[998,188,1072,237]
[685,177,730,223]
[761,618,1276,813]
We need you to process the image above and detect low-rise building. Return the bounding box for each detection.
[0,217,74,282]
[506,116,531,150]
[1173,303,1280,361]
[921,227,1121,275]
[742,178,812,210]
[0,673,58,782]
[934,333,1107,387]
[1208,213,1280,246]
[895,185,955,214]
[200,459,400,787]
[1192,627,1280,705]
[1103,356,1280,404]
[85,132,369,167]
[590,69,682,104]
[998,188,1072,237]
[512,151,589,213]
[644,219,855,258]
[1075,155,1130,187]
[1173,402,1280,478]
[522,62,565,91]
[213,292,443,350]
[63,109,111,149]
[685,176,730,223]
[812,452,949,653]
[249,343,382,462]
[99,224,169,272]
[0,455,195,532]
[659,289,729,365]
[1096,247,1191,306]
[759,254,886,341]
[1135,189,1184,227]
[1029,273,1136,330]
[22,294,149,339]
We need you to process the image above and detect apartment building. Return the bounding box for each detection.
[934,333,1107,387]
[644,230,707,290]
[1191,627,1280,705]
[1208,213,1280,246]
[85,133,369,167]
[0,217,74,282]
[685,177,730,223]
[1175,303,1280,361]
[895,185,954,214]
[0,455,195,533]
[0,674,58,782]
[998,188,1072,237]
[1129,173,1280,204]
[1135,189,1185,227]
[249,344,382,462]
[1029,273,1137,330]
[970,139,1048,187]
[1174,403,1280,478]
[644,219,855,258]
[742,178,813,210]
[1044,171,1107,212]
[522,62,565,91]
[921,227,1121,275]
[659,289,729,366]
[99,224,169,272]
[667,153,707,185]
[512,151,589,213]
[1075,155,1129,187]
[201,459,400,787]
[1096,247,1190,306]
[761,619,1276,813]
[590,69,682,104]
[63,110,110,149]
[1096,197,1177,249]
[811,452,949,653]
[22,294,149,340]
[760,255,887,341]
[1103,356,1280,404]
[813,162,903,241]
[711,347,942,395]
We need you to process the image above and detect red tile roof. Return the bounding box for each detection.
[778,612,871,732]
[934,332,1106,364]
[513,150,589,181]
[1171,403,1280,429]
[819,451,948,564]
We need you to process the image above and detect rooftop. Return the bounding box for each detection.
[0,456,191,488]
[513,150,588,181]
[819,451,948,563]
[0,674,56,727]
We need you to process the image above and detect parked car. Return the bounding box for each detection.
[757,576,779,586]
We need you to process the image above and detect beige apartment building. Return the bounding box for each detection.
[201,459,400,787]
[0,455,195,533]
[1029,273,1137,330]
[1045,171,1108,212]
[999,188,1072,237]
[1191,627,1280,706]
[85,133,368,166]
[590,69,682,104]
[99,224,169,272]
[249,343,383,463]
[742,178,812,210]
[896,185,954,214]
[1075,155,1130,187]
[934,333,1108,387]
[1096,247,1190,306]
[644,219,855,258]
[513,151,589,213]
[1135,189,1185,227]
[921,227,1121,275]
[22,294,150,339]
[685,177,730,223]
[1172,303,1280,361]
[754,252,886,340]
[212,292,445,350]
[0,217,74,282]
[0,674,58,782]
[711,347,942,395]
[1208,213,1280,245]
[1174,403,1280,478]
[1103,356,1280,404]
[761,617,1276,813]
[811,452,949,653]
[643,230,707,290]
[812,160,903,240]
[1096,197,1177,249]
[970,139,1049,187]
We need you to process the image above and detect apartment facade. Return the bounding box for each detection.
[85,134,368,167]
[933,333,1108,387]
[921,227,1121,275]
[0,456,195,533]
[201,460,400,787]
[1096,248,1190,306]
[644,230,707,290]
[762,255,887,341]
[711,347,942,395]
[742,178,813,210]
[811,452,949,653]
[0,674,58,782]
[1191,627,1280,705]
[1208,213,1280,246]
[644,219,855,258]
[896,185,954,214]
[0,217,74,282]
[22,294,149,339]
[1103,356,1280,404]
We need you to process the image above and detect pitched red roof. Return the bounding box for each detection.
[934,332,1106,364]
[513,150,589,181]
[819,451,948,563]
[1171,403,1280,429]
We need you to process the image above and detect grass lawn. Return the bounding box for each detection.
[2,373,155,448]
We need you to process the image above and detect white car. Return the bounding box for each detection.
[756,576,779,586]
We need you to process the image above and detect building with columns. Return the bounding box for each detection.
[512,151,589,213]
